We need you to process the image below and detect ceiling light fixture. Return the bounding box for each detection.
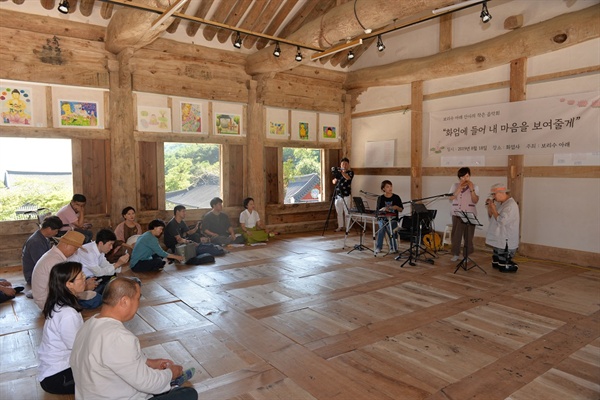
[233,32,242,48]
[480,1,492,23]
[376,35,385,52]
[295,46,303,62]
[347,50,355,60]
[273,42,281,57]
[57,0,70,14]
[311,38,363,61]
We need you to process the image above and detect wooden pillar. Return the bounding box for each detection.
[246,79,266,219]
[508,58,526,209]
[341,92,352,160]
[411,81,424,200]
[108,48,137,226]
[439,14,452,52]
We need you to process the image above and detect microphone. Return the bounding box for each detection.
[360,190,378,197]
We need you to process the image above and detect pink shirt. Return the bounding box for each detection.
[449,182,479,216]
[56,203,78,231]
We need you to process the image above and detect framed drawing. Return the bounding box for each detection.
[1,86,33,126]
[291,110,316,141]
[179,101,204,133]
[266,107,289,140]
[214,101,244,136]
[319,112,340,142]
[138,106,171,132]
[59,100,98,127]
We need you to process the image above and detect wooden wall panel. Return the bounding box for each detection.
[265,147,279,205]
[80,139,108,215]
[139,141,159,211]
[227,144,245,207]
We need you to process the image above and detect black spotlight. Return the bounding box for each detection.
[58,0,70,14]
[295,46,302,62]
[273,42,281,58]
[347,50,355,60]
[376,35,385,52]
[480,1,492,23]
[233,32,242,49]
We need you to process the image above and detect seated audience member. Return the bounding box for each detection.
[69,229,130,293]
[32,231,101,310]
[239,197,270,244]
[37,261,85,395]
[70,278,198,400]
[0,279,24,303]
[164,205,201,252]
[486,183,520,273]
[22,215,63,285]
[56,194,93,243]
[107,206,143,263]
[203,197,244,246]
[375,180,403,255]
[130,220,184,272]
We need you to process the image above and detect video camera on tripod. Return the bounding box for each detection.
[331,166,343,179]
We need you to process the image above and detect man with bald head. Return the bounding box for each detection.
[31,231,100,310]
[70,278,197,400]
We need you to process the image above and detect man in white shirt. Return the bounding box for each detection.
[69,229,130,285]
[70,278,198,400]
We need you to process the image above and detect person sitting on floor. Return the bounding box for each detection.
[107,206,143,263]
[203,197,244,246]
[32,231,101,310]
[69,229,130,293]
[37,261,85,395]
[164,205,202,252]
[55,194,93,243]
[130,219,184,272]
[22,215,63,286]
[70,277,198,400]
[239,197,270,244]
[0,278,24,303]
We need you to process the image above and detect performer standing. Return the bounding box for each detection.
[448,167,480,261]
[332,157,354,232]
[486,183,520,272]
[375,180,403,254]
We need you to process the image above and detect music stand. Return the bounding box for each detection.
[453,211,487,274]
[395,202,435,267]
[345,213,373,254]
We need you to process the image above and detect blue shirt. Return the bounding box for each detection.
[130,231,168,269]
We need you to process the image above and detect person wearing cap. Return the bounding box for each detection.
[32,231,101,310]
[486,183,520,272]
[448,167,480,262]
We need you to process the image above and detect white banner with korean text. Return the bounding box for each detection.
[428,92,600,156]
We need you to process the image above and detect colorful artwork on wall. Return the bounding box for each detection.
[1,87,33,126]
[180,102,202,133]
[298,122,309,140]
[59,100,98,127]
[322,126,337,139]
[270,122,285,136]
[216,113,241,135]
[138,106,171,132]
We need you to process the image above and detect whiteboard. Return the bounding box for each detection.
[365,140,395,167]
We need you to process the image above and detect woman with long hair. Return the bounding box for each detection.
[37,261,85,394]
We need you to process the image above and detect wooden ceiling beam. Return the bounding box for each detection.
[166,0,190,34]
[216,0,253,44]
[80,0,96,17]
[240,0,283,49]
[202,0,237,42]
[252,0,299,50]
[185,0,213,37]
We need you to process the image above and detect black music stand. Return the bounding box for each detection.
[453,211,486,274]
[345,210,373,254]
[395,202,435,267]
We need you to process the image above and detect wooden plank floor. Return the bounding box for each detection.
[0,231,598,400]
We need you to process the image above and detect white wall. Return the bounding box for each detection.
[351,38,600,255]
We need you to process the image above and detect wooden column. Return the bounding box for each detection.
[411,81,424,200]
[439,14,452,52]
[246,79,266,219]
[508,58,526,209]
[341,92,352,160]
[108,48,137,226]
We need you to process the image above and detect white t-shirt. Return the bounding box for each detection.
[37,305,83,381]
[69,241,120,277]
[70,315,172,400]
[239,209,260,229]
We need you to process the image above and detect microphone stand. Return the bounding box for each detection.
[395,193,450,267]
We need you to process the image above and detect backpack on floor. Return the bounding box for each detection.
[195,243,226,256]
[186,253,215,265]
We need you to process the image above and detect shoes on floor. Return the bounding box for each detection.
[374,248,382,255]
[450,255,460,262]
[334,227,344,232]
[171,367,196,387]
[25,290,33,299]
[13,286,25,294]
